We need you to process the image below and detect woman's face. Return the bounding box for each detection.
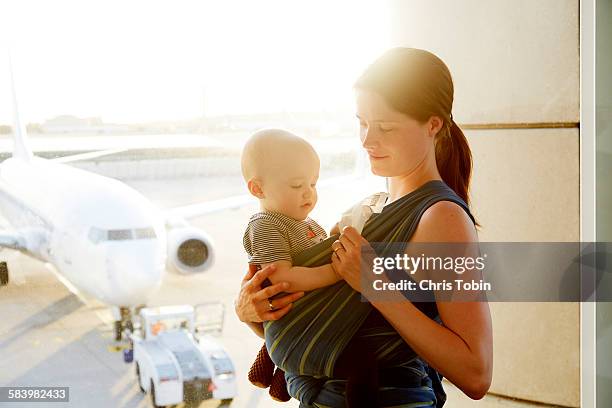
[355,89,435,178]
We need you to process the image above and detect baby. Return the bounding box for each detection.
[241,129,378,406]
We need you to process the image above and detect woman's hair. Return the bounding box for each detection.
[354,47,474,209]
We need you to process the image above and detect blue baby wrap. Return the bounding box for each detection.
[264,181,475,407]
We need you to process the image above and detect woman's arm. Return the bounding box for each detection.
[380,201,492,399]
[234,264,306,338]
[372,297,492,400]
[333,202,493,400]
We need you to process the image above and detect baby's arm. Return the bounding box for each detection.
[264,261,340,292]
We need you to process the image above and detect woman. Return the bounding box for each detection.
[235,47,493,406]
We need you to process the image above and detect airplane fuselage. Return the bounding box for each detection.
[0,157,167,306]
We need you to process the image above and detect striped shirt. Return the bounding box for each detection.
[243,211,327,265]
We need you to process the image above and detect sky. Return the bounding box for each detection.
[0,0,390,124]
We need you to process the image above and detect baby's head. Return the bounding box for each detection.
[241,128,320,221]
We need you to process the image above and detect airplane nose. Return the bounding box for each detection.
[106,248,165,305]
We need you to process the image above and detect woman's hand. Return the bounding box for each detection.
[330,226,376,293]
[234,264,305,323]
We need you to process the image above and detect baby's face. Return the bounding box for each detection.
[261,153,319,221]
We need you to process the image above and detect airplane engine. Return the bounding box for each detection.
[166,227,215,274]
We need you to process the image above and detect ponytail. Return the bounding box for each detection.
[435,119,479,226]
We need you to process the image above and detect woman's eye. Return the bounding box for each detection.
[310,183,316,188]
[379,125,393,132]
[291,185,302,189]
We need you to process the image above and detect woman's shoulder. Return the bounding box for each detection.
[412,200,478,243]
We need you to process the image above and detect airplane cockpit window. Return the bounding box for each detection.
[134,227,157,239]
[88,227,157,244]
[107,229,133,241]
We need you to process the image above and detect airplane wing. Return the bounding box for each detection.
[52,148,129,163]
[163,173,361,221]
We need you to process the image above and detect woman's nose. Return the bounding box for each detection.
[361,127,376,148]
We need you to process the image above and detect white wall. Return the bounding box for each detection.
[389,1,580,405]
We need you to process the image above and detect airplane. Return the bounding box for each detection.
[0,63,257,341]
[0,63,363,342]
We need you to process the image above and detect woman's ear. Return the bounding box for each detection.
[428,116,444,137]
[247,178,265,198]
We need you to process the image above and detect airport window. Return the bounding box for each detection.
[0,3,389,405]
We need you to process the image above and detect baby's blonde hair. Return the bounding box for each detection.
[241,128,318,182]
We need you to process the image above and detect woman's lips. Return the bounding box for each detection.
[368,154,388,160]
